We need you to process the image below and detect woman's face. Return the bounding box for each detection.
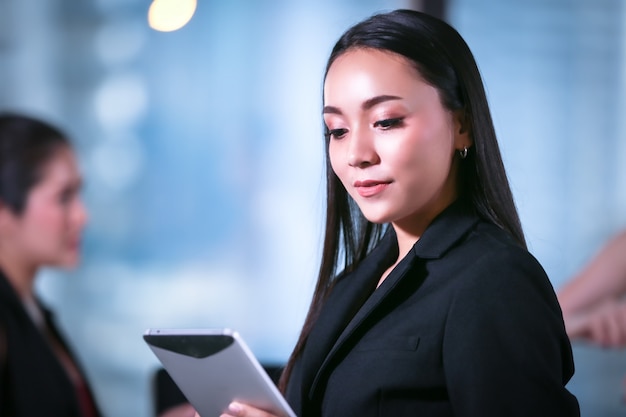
[0,146,88,269]
[324,48,469,235]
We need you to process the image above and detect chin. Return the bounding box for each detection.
[361,213,392,225]
[55,256,80,269]
[356,204,396,224]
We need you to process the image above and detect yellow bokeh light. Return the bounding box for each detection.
[148,0,197,32]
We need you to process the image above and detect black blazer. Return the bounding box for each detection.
[0,270,102,417]
[285,202,580,417]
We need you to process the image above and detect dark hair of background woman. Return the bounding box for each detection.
[278,9,525,391]
[0,113,70,215]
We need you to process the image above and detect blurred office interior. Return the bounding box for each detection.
[0,0,625,416]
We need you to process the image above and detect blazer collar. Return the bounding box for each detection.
[0,268,56,330]
[0,268,23,310]
[307,200,480,400]
[411,199,480,259]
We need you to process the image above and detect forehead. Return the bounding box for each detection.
[324,48,424,103]
[36,147,80,186]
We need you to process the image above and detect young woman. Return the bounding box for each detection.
[214,9,579,417]
[0,113,102,416]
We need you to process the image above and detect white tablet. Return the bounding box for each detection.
[143,328,296,417]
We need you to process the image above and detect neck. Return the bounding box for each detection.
[0,251,37,299]
[391,226,421,262]
[391,195,459,260]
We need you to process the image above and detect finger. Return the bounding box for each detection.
[615,306,626,347]
[158,403,197,417]
[222,402,281,417]
[594,303,626,347]
[564,313,591,339]
[605,311,622,347]
[598,314,613,347]
[586,314,608,347]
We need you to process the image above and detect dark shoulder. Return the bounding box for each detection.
[448,220,558,308]
[453,220,540,272]
[467,220,526,252]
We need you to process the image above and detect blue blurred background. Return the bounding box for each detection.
[1,0,625,416]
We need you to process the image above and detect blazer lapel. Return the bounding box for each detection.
[307,200,480,400]
[299,228,397,399]
[309,250,417,398]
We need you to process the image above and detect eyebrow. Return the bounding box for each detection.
[322,94,403,115]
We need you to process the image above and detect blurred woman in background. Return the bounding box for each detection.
[0,113,102,416]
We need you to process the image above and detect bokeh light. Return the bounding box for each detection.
[148,0,197,32]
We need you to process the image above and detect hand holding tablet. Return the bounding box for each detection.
[143,328,296,417]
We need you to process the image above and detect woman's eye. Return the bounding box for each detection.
[58,191,73,205]
[325,128,348,140]
[373,117,404,129]
[58,187,79,205]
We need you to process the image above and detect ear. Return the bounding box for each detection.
[452,109,473,151]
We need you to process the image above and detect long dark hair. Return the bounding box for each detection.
[0,112,70,215]
[279,9,525,391]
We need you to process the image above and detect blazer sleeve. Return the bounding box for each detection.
[443,245,580,417]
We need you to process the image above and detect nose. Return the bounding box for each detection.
[73,197,89,230]
[347,128,379,168]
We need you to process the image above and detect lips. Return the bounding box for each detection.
[354,179,391,197]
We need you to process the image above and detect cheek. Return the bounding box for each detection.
[400,122,455,162]
[328,143,345,179]
[380,131,454,182]
[26,205,64,235]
